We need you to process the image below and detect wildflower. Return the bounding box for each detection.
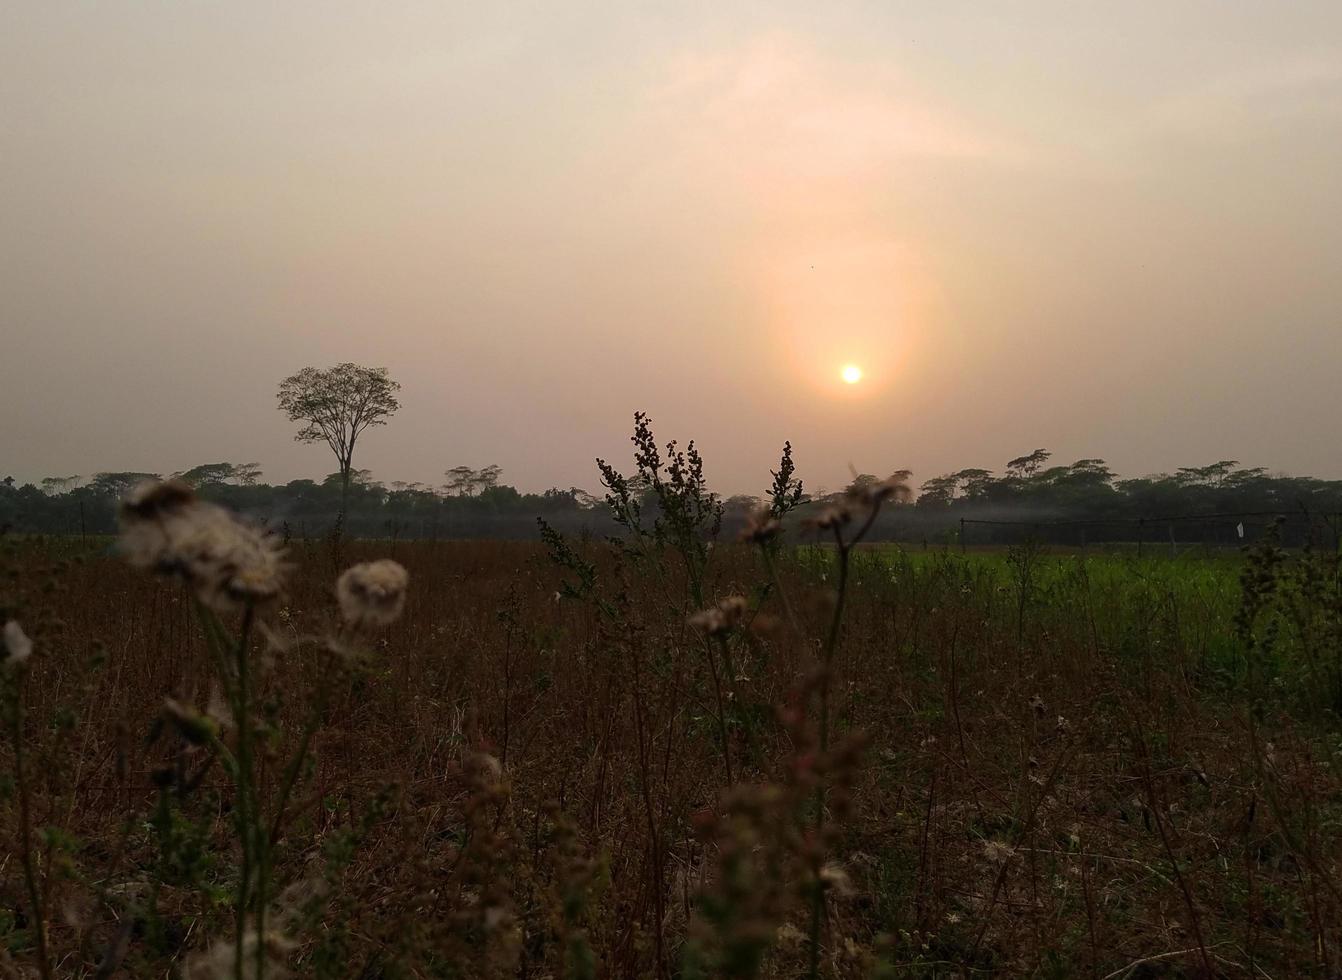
[3,620,33,665]
[118,481,286,613]
[335,559,409,628]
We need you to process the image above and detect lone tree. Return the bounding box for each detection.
[277,363,401,520]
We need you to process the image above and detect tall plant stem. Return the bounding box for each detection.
[759,545,806,646]
[703,639,734,785]
[808,505,881,980]
[229,604,259,980]
[10,682,53,980]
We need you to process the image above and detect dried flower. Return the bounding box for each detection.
[120,478,196,521]
[3,620,33,665]
[688,595,749,636]
[182,930,294,979]
[738,508,782,544]
[842,472,911,510]
[118,481,286,613]
[336,559,409,628]
[819,861,856,898]
[805,504,852,531]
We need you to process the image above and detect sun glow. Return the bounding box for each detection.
[841,364,863,384]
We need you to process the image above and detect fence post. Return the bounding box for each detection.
[959,517,966,554]
[1137,518,1144,559]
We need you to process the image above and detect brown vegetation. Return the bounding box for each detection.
[1,449,1339,977]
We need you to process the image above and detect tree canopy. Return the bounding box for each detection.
[277,363,400,514]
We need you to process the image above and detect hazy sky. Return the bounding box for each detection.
[4,3,1341,495]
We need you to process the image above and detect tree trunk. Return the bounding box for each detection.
[339,461,352,528]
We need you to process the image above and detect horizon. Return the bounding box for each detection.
[6,444,1339,502]
[4,3,1341,495]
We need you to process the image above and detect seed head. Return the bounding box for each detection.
[688,595,749,635]
[738,508,782,544]
[120,479,196,522]
[843,473,911,510]
[336,559,409,628]
[819,861,857,898]
[3,620,33,665]
[118,481,286,613]
[804,505,852,531]
[183,930,295,979]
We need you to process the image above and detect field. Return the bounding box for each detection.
[2,518,1341,978]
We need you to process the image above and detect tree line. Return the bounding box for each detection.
[6,452,1342,546]
[4,363,1340,545]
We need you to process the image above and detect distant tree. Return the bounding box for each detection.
[323,469,375,489]
[723,493,764,515]
[1065,459,1114,486]
[88,472,160,498]
[566,487,600,509]
[917,474,960,508]
[232,462,263,486]
[277,363,401,521]
[1176,460,1240,488]
[1006,449,1052,479]
[443,465,503,497]
[444,466,477,497]
[182,462,228,485]
[954,468,995,502]
[1225,466,1267,489]
[846,473,882,496]
[40,476,80,496]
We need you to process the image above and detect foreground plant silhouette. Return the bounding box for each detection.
[117,481,408,979]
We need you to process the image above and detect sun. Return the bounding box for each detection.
[840,364,863,385]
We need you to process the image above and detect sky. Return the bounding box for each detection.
[4,3,1341,496]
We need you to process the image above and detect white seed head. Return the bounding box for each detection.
[688,595,749,636]
[182,930,294,979]
[118,482,286,613]
[335,559,409,628]
[819,862,856,898]
[3,620,33,665]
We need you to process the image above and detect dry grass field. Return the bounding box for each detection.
[1,506,1340,978]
